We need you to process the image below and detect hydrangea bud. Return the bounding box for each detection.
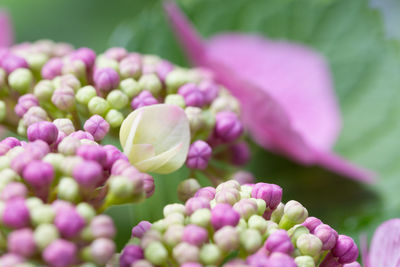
[132,221,152,239]
[331,235,359,264]
[177,178,201,202]
[194,186,216,200]
[265,229,294,254]
[90,238,116,265]
[41,57,63,79]
[23,106,48,127]
[89,215,116,239]
[2,198,30,228]
[233,198,258,220]
[120,56,142,79]
[178,83,205,107]
[172,242,199,264]
[296,233,323,257]
[57,177,80,202]
[34,80,55,101]
[214,226,239,251]
[211,203,240,230]
[313,224,338,250]
[8,68,33,93]
[138,74,162,96]
[43,239,77,267]
[185,107,204,133]
[71,47,96,69]
[27,121,58,145]
[88,96,110,116]
[83,115,110,141]
[215,188,240,205]
[0,182,27,201]
[186,140,212,170]
[51,86,75,110]
[269,252,297,267]
[214,111,243,142]
[54,207,85,238]
[185,197,210,216]
[23,160,54,191]
[131,91,158,110]
[106,89,129,109]
[279,200,309,230]
[200,244,222,265]
[240,229,262,253]
[294,256,315,267]
[182,224,208,246]
[33,224,59,251]
[120,244,144,267]
[1,53,29,74]
[120,78,141,97]
[15,94,39,117]
[230,142,251,166]
[0,253,25,267]
[105,109,124,128]
[232,171,255,185]
[76,85,97,105]
[94,67,119,92]
[287,225,310,244]
[189,208,211,228]
[145,242,168,265]
[248,215,269,234]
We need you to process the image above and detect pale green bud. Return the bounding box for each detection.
[30,204,55,225]
[255,199,267,216]
[151,220,167,233]
[288,225,310,244]
[58,177,80,202]
[185,107,205,133]
[239,185,253,199]
[200,244,221,265]
[25,197,43,210]
[6,146,24,160]
[177,178,201,202]
[42,153,65,172]
[76,203,96,222]
[58,136,81,155]
[0,169,19,191]
[164,213,185,227]
[53,118,75,135]
[145,242,168,265]
[265,221,279,238]
[60,156,83,176]
[96,55,119,71]
[210,94,240,114]
[173,242,199,264]
[120,78,141,98]
[76,85,97,105]
[163,224,184,247]
[295,256,315,267]
[190,208,211,227]
[248,215,268,234]
[271,202,285,223]
[0,100,5,121]
[105,109,124,128]
[27,53,48,72]
[17,120,27,136]
[165,69,188,93]
[88,96,110,116]
[34,80,55,101]
[279,200,308,230]
[0,157,11,171]
[34,224,59,250]
[141,230,162,249]
[214,226,239,251]
[108,176,134,199]
[165,94,185,108]
[296,233,323,257]
[240,229,262,253]
[163,203,186,217]
[237,218,247,232]
[8,68,34,93]
[106,90,129,109]
[138,74,162,96]
[216,180,241,192]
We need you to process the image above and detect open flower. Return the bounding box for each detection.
[120,104,190,174]
[164,2,375,183]
[0,10,13,47]
[362,219,400,267]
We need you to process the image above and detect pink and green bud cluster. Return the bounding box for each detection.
[119,180,359,267]
[1,41,249,185]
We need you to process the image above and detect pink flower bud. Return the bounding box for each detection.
[73,160,103,189]
[186,140,212,170]
[90,215,116,239]
[104,47,128,61]
[314,224,338,250]
[182,224,208,246]
[27,121,59,145]
[83,114,110,141]
[43,239,77,267]
[178,83,205,107]
[132,221,152,239]
[131,90,158,109]
[211,203,240,230]
[54,207,85,238]
[94,67,120,92]
[51,86,75,110]
[70,47,96,69]
[251,183,282,210]
[120,244,144,267]
[76,145,107,167]
[2,198,30,229]
[1,182,27,201]
[302,216,322,233]
[1,53,28,74]
[214,111,243,142]
[185,197,210,215]
[331,235,359,264]
[41,57,63,79]
[15,94,39,117]
[194,186,216,200]
[265,229,294,254]
[8,228,36,257]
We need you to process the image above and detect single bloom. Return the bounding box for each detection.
[163,1,375,183]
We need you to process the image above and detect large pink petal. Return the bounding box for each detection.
[164,1,375,183]
[0,10,13,47]
[369,219,400,267]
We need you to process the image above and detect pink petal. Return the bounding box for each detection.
[369,219,400,267]
[164,2,376,183]
[0,10,13,47]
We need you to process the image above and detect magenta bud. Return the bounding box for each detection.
[72,160,103,189]
[51,86,75,110]
[119,54,142,78]
[27,121,59,145]
[132,221,152,239]
[94,67,120,92]
[41,57,63,79]
[1,137,21,148]
[104,47,128,61]
[199,81,219,104]
[24,139,50,159]
[251,183,282,210]
[265,229,294,254]
[214,111,243,142]
[131,90,158,110]
[23,160,54,190]
[314,224,338,250]
[185,197,210,216]
[1,182,27,201]
[302,216,323,233]
[43,239,77,267]
[70,47,96,69]
[15,94,39,117]
[2,198,30,229]
[331,235,359,264]
[8,228,36,257]
[90,215,116,239]
[54,207,85,238]
[231,171,255,185]
[143,173,155,198]
[83,114,110,141]
[76,145,107,167]
[230,142,251,166]
[182,224,208,246]
[186,140,212,170]
[268,252,297,267]
[194,186,216,201]
[120,244,144,267]
[156,60,174,82]
[1,53,28,74]
[110,158,131,175]
[0,253,24,267]
[0,143,10,156]
[178,83,205,107]
[211,203,240,230]
[10,151,35,174]
[69,130,94,141]
[103,145,128,170]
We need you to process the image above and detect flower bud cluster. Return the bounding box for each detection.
[120,180,359,267]
[0,123,154,266]
[1,41,249,185]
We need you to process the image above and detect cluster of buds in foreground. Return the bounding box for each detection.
[119,180,360,267]
[0,40,249,185]
[0,121,154,266]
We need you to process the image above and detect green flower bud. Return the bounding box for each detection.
[165,94,186,109]
[106,90,129,109]
[237,218,247,232]
[163,224,184,247]
[76,85,97,105]
[177,178,201,202]
[296,233,322,257]
[145,242,168,265]
[279,201,308,230]
[163,203,186,217]
[120,78,141,98]
[106,175,144,205]
[239,185,252,199]
[214,226,239,252]
[76,202,97,222]
[271,202,285,223]
[53,118,75,135]
[190,208,211,228]
[165,69,189,94]
[185,107,205,133]
[34,224,59,250]
[58,177,80,202]
[295,255,315,267]
[17,120,27,136]
[210,94,240,114]
[288,225,310,244]
[30,204,55,225]
[151,220,167,233]
[240,229,262,253]
[96,55,119,71]
[42,153,65,173]
[200,244,222,265]
[265,221,279,238]
[34,80,55,101]
[0,169,19,191]
[88,96,110,116]
[164,213,185,227]
[255,199,267,216]
[0,100,5,122]
[60,156,83,176]
[173,242,199,264]
[62,59,86,80]
[80,226,94,242]
[8,68,34,93]
[27,53,48,73]
[53,74,81,92]
[6,146,24,160]
[141,230,162,249]
[216,180,241,192]
[25,197,43,210]
[105,109,124,128]
[0,157,11,171]
[248,215,268,234]
[138,74,162,96]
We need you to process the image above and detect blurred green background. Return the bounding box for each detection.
[2,0,400,252]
